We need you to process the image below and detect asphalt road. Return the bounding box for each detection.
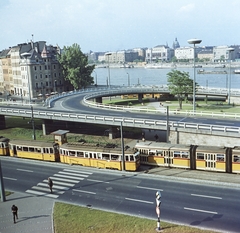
[1,157,240,233]
[52,93,240,128]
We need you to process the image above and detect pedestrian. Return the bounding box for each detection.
[11,204,18,224]
[48,177,53,193]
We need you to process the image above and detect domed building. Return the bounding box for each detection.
[172,38,180,49]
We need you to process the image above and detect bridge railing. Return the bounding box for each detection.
[0,106,240,134]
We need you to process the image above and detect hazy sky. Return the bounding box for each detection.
[1,0,240,53]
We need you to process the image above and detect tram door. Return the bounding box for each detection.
[164,150,173,167]
[205,153,216,170]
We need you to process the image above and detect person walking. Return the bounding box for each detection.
[48,177,53,193]
[11,204,18,224]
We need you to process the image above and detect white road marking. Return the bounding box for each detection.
[72,189,96,195]
[3,177,17,180]
[17,168,33,172]
[125,197,154,204]
[184,207,218,215]
[137,186,163,191]
[59,171,88,177]
[191,193,222,199]
[37,183,69,190]
[64,169,92,175]
[26,189,59,198]
[87,179,109,183]
[53,174,84,180]
[31,186,65,194]
[49,176,79,183]
[43,179,75,186]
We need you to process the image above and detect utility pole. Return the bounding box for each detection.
[0,160,6,202]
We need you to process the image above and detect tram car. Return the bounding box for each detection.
[0,137,10,156]
[134,141,240,174]
[59,142,140,171]
[9,140,60,162]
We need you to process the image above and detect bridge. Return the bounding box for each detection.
[1,85,240,147]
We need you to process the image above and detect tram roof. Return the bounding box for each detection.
[9,140,56,147]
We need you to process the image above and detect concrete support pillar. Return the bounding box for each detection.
[0,115,6,130]
[108,126,119,139]
[138,94,143,103]
[42,119,54,135]
[95,97,102,103]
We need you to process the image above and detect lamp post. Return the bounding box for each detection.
[227,48,234,105]
[120,121,125,171]
[127,72,130,86]
[30,105,36,140]
[54,80,57,93]
[21,52,32,104]
[106,53,111,88]
[187,38,202,112]
[93,70,97,85]
[166,106,169,143]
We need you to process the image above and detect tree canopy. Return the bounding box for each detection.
[167,70,195,109]
[58,43,95,89]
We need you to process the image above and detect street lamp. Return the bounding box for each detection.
[127,72,130,86]
[93,70,97,85]
[21,52,32,104]
[187,38,202,112]
[106,53,111,88]
[227,48,234,105]
[29,106,36,140]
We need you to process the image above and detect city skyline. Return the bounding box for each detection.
[1,0,240,53]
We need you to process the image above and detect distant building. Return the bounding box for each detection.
[213,45,239,62]
[174,46,202,61]
[172,38,180,49]
[145,45,174,62]
[104,50,138,63]
[197,47,213,61]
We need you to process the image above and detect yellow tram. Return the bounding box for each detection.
[0,137,9,156]
[232,147,240,173]
[9,140,60,162]
[135,141,192,169]
[59,142,140,171]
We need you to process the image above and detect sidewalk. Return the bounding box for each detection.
[0,192,54,233]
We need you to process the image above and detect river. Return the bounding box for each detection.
[94,66,240,90]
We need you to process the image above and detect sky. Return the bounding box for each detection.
[1,0,240,53]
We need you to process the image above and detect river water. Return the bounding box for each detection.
[94,66,240,90]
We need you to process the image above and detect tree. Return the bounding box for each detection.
[58,43,95,89]
[167,70,195,109]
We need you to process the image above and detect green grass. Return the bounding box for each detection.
[53,202,217,233]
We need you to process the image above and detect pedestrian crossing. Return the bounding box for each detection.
[25,168,93,198]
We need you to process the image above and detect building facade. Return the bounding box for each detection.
[0,41,72,101]
[145,45,174,63]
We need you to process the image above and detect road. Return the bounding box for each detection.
[1,157,240,233]
[52,92,240,128]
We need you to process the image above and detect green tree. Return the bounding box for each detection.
[167,70,195,109]
[58,43,95,89]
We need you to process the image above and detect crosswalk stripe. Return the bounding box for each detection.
[37,183,69,190]
[59,171,89,177]
[26,189,59,198]
[64,169,93,175]
[54,174,84,180]
[49,176,79,183]
[31,186,65,194]
[43,180,75,187]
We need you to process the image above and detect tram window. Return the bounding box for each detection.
[97,153,101,159]
[69,150,76,156]
[196,152,204,160]
[233,155,240,162]
[156,150,163,156]
[23,146,28,152]
[216,154,224,161]
[111,154,119,160]
[50,148,53,153]
[77,151,84,157]
[102,153,109,160]
[29,147,34,152]
[182,152,189,158]
[17,146,22,151]
[85,152,89,158]
[173,151,181,158]
[125,155,129,161]
[130,155,134,161]
[149,150,155,155]
[36,148,41,153]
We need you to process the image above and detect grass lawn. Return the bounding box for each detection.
[103,97,239,114]
[53,202,217,233]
